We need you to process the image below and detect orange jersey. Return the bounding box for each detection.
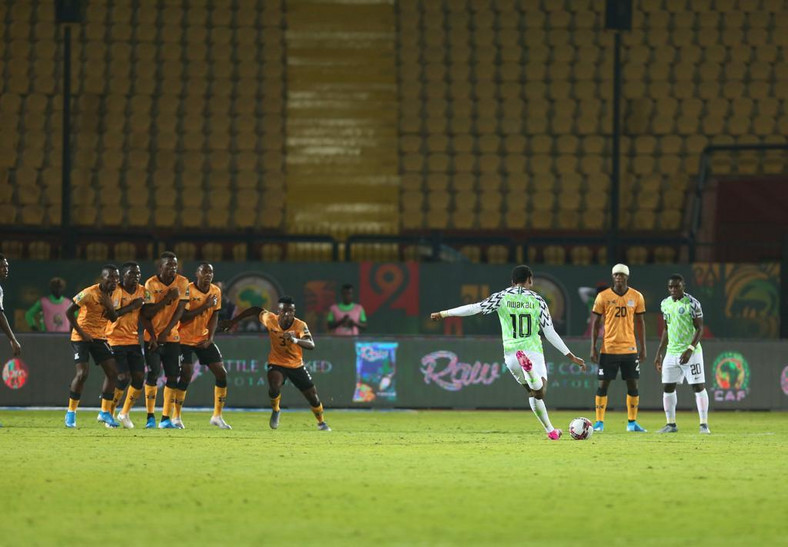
[179,282,222,346]
[593,287,646,354]
[106,284,147,346]
[71,284,117,342]
[260,311,311,368]
[143,274,190,343]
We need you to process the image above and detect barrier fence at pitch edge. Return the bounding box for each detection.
[1,261,782,340]
[2,334,788,411]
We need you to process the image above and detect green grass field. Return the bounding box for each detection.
[0,409,786,547]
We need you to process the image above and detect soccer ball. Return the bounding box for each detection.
[569,417,594,440]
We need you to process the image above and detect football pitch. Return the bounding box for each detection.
[0,410,785,547]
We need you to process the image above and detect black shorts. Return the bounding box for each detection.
[598,353,640,381]
[181,343,222,366]
[72,340,114,365]
[268,364,314,391]
[112,345,145,375]
[145,342,182,378]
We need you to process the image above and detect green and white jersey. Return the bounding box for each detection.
[660,293,703,354]
[478,287,552,353]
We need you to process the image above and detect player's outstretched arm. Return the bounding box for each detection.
[430,301,485,321]
[219,306,265,331]
[542,321,586,371]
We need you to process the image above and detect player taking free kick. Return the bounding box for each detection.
[431,265,586,440]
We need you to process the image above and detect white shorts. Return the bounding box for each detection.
[661,348,705,385]
[504,350,547,390]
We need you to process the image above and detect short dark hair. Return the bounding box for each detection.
[278,295,295,306]
[197,261,212,270]
[669,274,684,283]
[341,283,354,291]
[120,262,140,276]
[160,251,177,260]
[511,265,533,284]
[50,277,66,290]
[101,263,119,275]
[0,253,6,261]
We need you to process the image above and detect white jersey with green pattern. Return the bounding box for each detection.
[478,287,553,353]
[660,293,703,354]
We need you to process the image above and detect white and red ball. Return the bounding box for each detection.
[569,417,594,440]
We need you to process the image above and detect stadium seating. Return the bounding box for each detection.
[1,0,787,262]
[395,0,788,261]
[0,0,286,234]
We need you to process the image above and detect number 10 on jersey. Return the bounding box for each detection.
[510,314,532,338]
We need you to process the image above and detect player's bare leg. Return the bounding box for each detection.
[267,368,285,429]
[301,386,330,431]
[207,362,231,429]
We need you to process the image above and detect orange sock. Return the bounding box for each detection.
[68,398,80,412]
[173,389,186,419]
[595,395,608,422]
[627,395,639,421]
[214,386,227,417]
[162,386,175,418]
[110,387,125,415]
[311,403,324,423]
[100,397,113,413]
[144,384,158,414]
[271,394,281,412]
[121,387,141,415]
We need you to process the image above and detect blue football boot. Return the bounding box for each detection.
[627,421,647,432]
[592,420,604,432]
[65,411,77,428]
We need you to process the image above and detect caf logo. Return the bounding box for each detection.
[712,351,750,402]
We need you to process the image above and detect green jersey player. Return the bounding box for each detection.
[654,274,710,434]
[430,265,585,440]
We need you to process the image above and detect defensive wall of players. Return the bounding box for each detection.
[3,334,787,411]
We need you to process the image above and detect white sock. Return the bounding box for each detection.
[529,397,554,433]
[695,389,709,424]
[663,391,677,424]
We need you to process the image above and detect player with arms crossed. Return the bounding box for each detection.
[430,265,585,440]
[141,251,190,429]
[222,296,331,431]
[178,262,231,429]
[590,264,647,432]
[654,274,710,434]
[65,265,122,428]
[109,262,153,428]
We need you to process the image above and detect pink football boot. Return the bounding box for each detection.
[547,429,562,441]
